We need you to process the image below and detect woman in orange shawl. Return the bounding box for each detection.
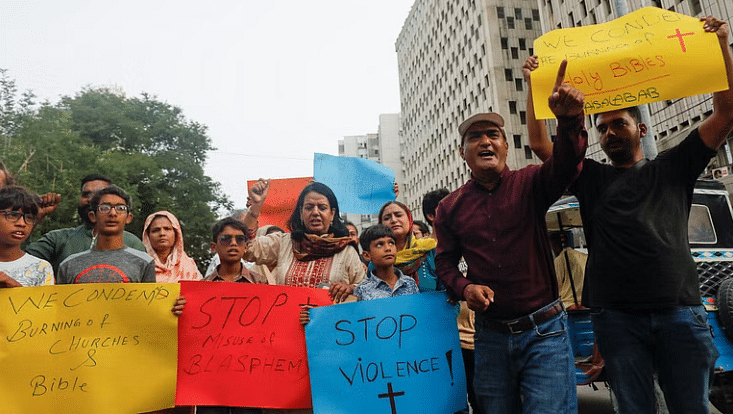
[143,211,202,283]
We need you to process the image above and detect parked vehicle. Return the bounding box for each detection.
[546,179,733,413]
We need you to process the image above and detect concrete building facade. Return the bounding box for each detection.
[396,0,548,214]
[338,113,404,233]
[538,0,733,184]
[396,0,733,210]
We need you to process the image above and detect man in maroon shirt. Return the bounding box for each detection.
[434,61,587,414]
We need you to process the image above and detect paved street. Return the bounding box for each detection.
[576,384,724,414]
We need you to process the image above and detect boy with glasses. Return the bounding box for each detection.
[203,217,266,284]
[0,186,53,288]
[26,174,146,275]
[193,218,266,414]
[57,185,155,284]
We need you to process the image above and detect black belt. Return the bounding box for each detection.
[481,301,564,334]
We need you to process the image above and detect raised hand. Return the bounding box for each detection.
[522,55,539,83]
[548,60,585,118]
[248,178,271,206]
[701,15,729,40]
[37,193,61,222]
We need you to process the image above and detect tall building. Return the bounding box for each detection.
[396,0,547,213]
[396,0,733,210]
[338,113,404,232]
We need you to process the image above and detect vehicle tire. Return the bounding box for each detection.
[718,278,733,343]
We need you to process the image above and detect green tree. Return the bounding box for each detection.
[0,72,231,274]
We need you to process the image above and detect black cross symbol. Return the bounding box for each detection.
[299,296,317,308]
[378,382,406,414]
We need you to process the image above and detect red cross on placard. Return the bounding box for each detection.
[667,28,695,52]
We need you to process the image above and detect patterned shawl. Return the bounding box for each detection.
[292,233,351,261]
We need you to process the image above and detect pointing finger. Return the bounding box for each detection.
[553,59,568,92]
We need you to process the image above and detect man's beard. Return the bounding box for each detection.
[78,204,93,227]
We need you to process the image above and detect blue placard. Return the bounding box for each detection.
[305,292,467,414]
[313,153,395,214]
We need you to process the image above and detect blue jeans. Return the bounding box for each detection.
[592,306,718,414]
[474,301,577,414]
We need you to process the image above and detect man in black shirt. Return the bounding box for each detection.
[526,15,733,414]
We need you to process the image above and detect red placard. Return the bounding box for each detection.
[246,177,313,231]
[175,281,332,409]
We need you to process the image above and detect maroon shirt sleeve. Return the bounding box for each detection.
[536,114,588,210]
[434,198,470,300]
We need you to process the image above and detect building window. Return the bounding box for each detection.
[505,68,513,81]
[515,8,522,20]
[515,78,524,91]
[497,6,505,18]
[532,9,540,21]
[689,0,702,15]
[511,47,519,59]
[603,0,611,13]
[519,38,526,50]
[524,145,533,159]
[507,17,515,29]
[525,18,533,30]
[501,37,508,49]
[520,111,527,124]
[514,135,522,149]
[509,101,517,114]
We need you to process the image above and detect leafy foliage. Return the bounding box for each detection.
[0,74,231,273]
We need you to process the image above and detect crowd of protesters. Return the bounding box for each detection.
[0,14,730,414]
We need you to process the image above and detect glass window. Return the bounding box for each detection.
[514,135,522,149]
[689,204,717,244]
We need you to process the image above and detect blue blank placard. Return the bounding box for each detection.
[313,153,395,215]
[305,292,467,414]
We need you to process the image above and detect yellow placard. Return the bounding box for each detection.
[0,283,180,414]
[532,7,728,119]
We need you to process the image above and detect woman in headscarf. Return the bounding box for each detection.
[143,211,202,283]
[378,201,440,292]
[243,180,365,303]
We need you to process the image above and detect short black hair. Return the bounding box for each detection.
[413,220,430,235]
[212,217,249,242]
[80,174,112,190]
[594,106,642,124]
[265,225,285,235]
[344,220,358,232]
[0,186,39,216]
[422,188,449,225]
[359,224,396,252]
[288,181,348,240]
[90,185,132,210]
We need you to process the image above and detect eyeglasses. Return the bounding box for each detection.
[0,210,37,225]
[218,235,247,245]
[96,204,129,214]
